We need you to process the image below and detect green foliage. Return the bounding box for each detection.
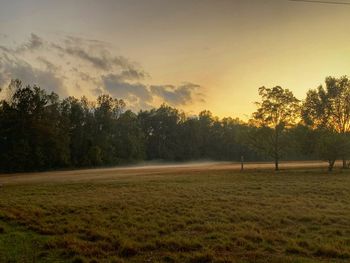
[2,77,350,172]
[316,130,350,171]
[87,146,103,166]
[253,86,300,129]
[138,104,184,160]
[302,76,350,133]
[0,79,259,172]
[302,76,350,168]
[250,86,300,170]
[288,124,318,160]
[0,80,70,171]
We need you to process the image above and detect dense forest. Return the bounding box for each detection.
[1,76,350,172]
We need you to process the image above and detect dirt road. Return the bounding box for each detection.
[0,161,336,185]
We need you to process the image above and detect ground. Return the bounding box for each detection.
[0,162,350,262]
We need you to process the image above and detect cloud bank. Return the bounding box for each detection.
[0,33,204,109]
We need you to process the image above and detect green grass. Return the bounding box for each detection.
[1,169,350,262]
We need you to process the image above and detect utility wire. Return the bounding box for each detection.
[289,0,350,5]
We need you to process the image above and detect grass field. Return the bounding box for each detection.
[1,165,350,262]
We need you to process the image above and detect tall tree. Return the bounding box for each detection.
[302,76,350,168]
[115,110,145,161]
[60,96,94,166]
[250,86,300,170]
[0,80,70,171]
[94,94,125,164]
[316,130,350,172]
[138,104,184,160]
[198,110,215,158]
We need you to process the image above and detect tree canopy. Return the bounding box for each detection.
[0,80,259,172]
[302,76,350,168]
[1,77,350,173]
[249,86,300,170]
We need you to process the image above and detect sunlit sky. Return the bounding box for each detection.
[1,0,350,118]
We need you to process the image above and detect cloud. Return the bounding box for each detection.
[101,75,202,108]
[0,33,204,110]
[20,33,44,52]
[0,55,66,96]
[37,56,60,72]
[64,46,112,71]
[0,59,6,88]
[64,35,108,47]
[120,68,148,81]
[102,73,152,108]
[0,45,13,54]
[0,34,44,54]
[52,36,146,79]
[150,82,203,105]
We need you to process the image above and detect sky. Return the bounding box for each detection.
[0,0,350,118]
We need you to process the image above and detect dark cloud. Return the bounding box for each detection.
[102,73,152,105]
[0,34,65,95]
[64,46,112,70]
[21,33,44,52]
[0,34,44,54]
[120,68,148,81]
[53,36,146,79]
[150,82,202,105]
[64,35,108,47]
[0,45,13,53]
[0,55,66,96]
[37,56,60,72]
[0,33,204,109]
[101,75,202,108]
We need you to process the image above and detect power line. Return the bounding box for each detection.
[289,0,350,5]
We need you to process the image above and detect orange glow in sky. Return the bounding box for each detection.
[1,0,349,119]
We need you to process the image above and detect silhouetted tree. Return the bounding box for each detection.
[0,80,69,171]
[61,96,94,166]
[302,76,350,168]
[250,86,300,170]
[3,77,349,173]
[138,104,184,160]
[115,110,145,161]
[316,130,350,171]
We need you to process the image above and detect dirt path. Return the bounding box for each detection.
[0,161,334,185]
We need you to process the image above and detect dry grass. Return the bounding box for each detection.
[1,167,350,262]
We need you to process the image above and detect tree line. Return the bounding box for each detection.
[0,76,349,172]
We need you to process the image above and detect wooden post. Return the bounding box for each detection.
[240,155,244,172]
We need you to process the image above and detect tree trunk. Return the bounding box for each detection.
[342,158,348,169]
[275,158,279,171]
[274,128,279,171]
[328,160,335,172]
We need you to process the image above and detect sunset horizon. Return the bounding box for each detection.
[2,1,350,262]
[1,0,350,119]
